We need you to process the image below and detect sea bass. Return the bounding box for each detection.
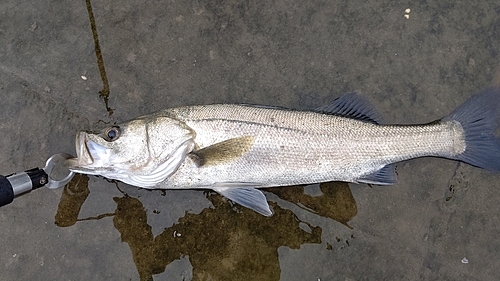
[65,88,500,216]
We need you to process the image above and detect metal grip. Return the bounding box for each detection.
[0,168,49,207]
[25,168,49,190]
[0,154,75,208]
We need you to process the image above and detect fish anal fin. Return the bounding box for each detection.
[190,136,255,167]
[213,186,272,216]
[358,164,397,185]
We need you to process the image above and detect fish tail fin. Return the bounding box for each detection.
[444,87,500,171]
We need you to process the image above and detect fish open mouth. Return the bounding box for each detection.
[64,132,96,170]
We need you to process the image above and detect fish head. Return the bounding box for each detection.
[65,116,195,187]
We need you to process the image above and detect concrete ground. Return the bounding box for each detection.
[1,0,500,280]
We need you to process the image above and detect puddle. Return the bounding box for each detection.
[53,175,354,280]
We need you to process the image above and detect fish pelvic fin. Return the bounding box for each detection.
[213,185,272,216]
[444,87,500,171]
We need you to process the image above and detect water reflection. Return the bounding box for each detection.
[54,176,357,280]
[54,174,90,227]
[266,182,357,228]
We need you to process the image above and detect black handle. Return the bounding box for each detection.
[0,168,48,207]
[0,175,14,207]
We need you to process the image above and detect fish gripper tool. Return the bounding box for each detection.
[0,153,75,207]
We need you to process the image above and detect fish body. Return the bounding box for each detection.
[66,88,500,216]
[158,104,463,188]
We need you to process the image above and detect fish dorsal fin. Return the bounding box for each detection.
[314,92,382,124]
[213,185,272,216]
[357,164,397,185]
[190,136,255,167]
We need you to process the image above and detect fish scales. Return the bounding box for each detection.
[158,104,464,188]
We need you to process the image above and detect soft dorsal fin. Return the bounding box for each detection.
[314,92,382,124]
[190,136,255,167]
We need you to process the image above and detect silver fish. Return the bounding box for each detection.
[66,88,500,216]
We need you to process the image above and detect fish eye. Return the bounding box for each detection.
[104,126,120,142]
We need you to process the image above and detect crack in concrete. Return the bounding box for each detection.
[85,0,113,116]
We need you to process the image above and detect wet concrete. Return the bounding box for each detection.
[1,0,500,280]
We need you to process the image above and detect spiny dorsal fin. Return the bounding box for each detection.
[190,136,255,167]
[314,92,382,124]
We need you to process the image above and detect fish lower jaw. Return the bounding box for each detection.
[64,157,95,171]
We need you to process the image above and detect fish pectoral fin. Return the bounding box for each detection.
[213,186,272,216]
[189,136,255,167]
[314,92,382,124]
[357,164,398,185]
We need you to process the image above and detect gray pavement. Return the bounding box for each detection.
[1,0,500,280]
